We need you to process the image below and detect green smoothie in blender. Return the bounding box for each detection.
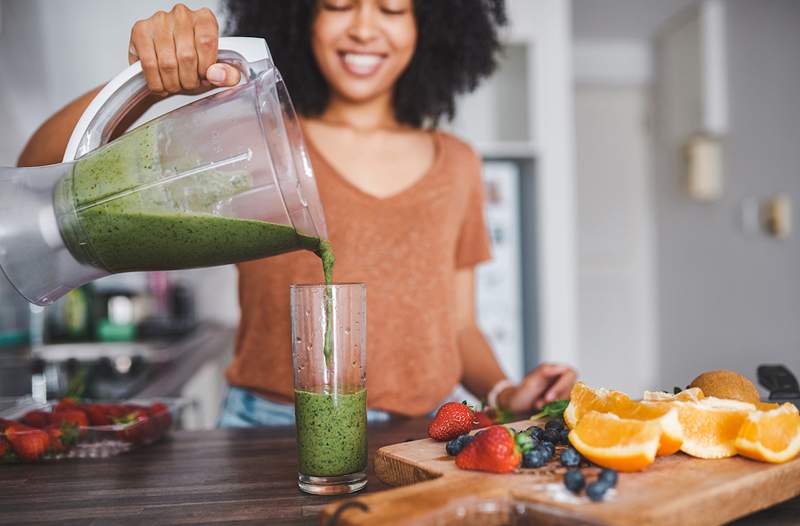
[54,122,325,273]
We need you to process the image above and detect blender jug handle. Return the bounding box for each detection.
[63,37,274,162]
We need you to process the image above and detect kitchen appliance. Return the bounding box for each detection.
[758,364,800,408]
[0,37,328,306]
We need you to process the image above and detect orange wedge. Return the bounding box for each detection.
[736,403,800,463]
[611,401,683,456]
[676,397,755,459]
[564,382,631,429]
[568,411,661,472]
[643,387,705,402]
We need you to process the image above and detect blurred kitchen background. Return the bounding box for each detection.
[1,0,798,426]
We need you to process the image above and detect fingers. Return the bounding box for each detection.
[543,369,577,404]
[151,12,181,94]
[206,63,241,87]
[130,22,165,95]
[127,4,223,96]
[173,5,200,91]
[193,7,219,78]
[508,373,551,412]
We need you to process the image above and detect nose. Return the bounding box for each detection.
[347,4,379,43]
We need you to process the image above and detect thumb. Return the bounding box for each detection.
[206,63,241,87]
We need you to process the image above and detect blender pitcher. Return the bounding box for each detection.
[0,38,328,306]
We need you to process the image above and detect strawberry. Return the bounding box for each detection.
[149,402,172,435]
[473,411,494,429]
[455,425,522,473]
[53,398,80,412]
[4,423,50,461]
[473,407,515,430]
[114,407,154,445]
[82,403,114,426]
[46,423,79,454]
[50,409,89,428]
[427,401,475,441]
[21,410,51,428]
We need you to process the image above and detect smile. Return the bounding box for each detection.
[339,52,386,77]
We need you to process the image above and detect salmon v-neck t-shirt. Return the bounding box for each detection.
[225,130,492,416]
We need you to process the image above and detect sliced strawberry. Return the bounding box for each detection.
[428,402,476,442]
[455,425,521,474]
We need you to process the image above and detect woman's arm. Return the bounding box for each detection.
[17,87,103,167]
[455,268,577,411]
[18,3,240,168]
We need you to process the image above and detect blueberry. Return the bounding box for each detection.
[537,444,554,462]
[543,429,561,444]
[526,426,545,441]
[522,449,547,468]
[560,447,581,467]
[545,420,564,432]
[586,481,611,502]
[445,438,462,456]
[563,469,585,493]
[558,427,571,445]
[446,434,474,456]
[599,468,618,487]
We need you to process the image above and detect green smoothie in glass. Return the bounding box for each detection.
[294,386,367,477]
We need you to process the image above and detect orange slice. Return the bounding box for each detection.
[676,397,755,459]
[564,382,631,429]
[736,403,800,463]
[643,387,705,402]
[568,411,661,472]
[611,401,683,456]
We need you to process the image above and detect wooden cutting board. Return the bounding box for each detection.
[321,420,800,526]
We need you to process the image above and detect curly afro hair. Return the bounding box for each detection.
[223,0,506,128]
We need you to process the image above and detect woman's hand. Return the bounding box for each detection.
[498,363,577,413]
[128,3,240,96]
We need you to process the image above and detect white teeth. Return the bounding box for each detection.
[343,53,383,70]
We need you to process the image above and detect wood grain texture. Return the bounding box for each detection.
[0,418,797,525]
[324,420,800,526]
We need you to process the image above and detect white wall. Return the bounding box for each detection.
[574,82,657,395]
[652,0,800,389]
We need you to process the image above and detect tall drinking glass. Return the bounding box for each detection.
[290,283,367,495]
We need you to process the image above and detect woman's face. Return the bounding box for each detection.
[312,0,417,105]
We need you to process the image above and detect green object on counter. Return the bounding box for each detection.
[55,122,323,273]
[529,399,570,421]
[0,330,28,348]
[96,319,136,342]
[294,387,367,477]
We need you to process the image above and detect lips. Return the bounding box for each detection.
[339,52,386,77]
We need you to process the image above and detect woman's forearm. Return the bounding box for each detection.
[458,324,507,401]
[17,87,104,167]
[16,86,162,167]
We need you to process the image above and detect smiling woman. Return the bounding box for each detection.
[223,0,507,126]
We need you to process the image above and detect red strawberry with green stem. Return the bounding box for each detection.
[455,425,522,473]
[4,424,50,461]
[428,401,476,442]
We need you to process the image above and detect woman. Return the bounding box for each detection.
[19,0,577,426]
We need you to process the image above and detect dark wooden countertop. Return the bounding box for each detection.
[0,419,797,525]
